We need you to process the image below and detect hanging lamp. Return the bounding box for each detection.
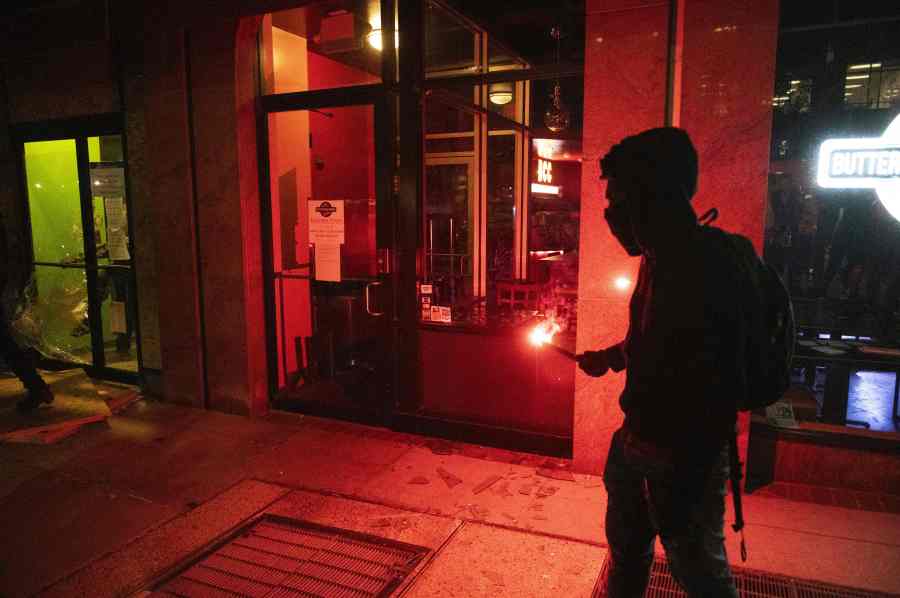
[544,27,570,133]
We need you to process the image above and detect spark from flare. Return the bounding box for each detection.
[529,320,561,348]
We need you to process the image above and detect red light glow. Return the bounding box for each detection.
[529,320,561,348]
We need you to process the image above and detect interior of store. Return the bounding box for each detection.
[253,0,900,451]
[20,135,138,375]
[260,0,585,441]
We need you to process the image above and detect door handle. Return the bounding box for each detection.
[365,281,384,316]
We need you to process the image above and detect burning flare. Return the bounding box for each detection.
[529,320,561,348]
[529,319,577,361]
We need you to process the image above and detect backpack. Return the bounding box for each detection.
[698,208,796,562]
[698,209,796,412]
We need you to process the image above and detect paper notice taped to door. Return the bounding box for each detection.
[110,301,127,334]
[91,166,125,197]
[104,197,130,261]
[315,244,341,282]
[308,200,345,245]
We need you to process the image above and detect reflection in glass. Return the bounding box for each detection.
[843,63,900,109]
[425,0,478,76]
[89,135,137,371]
[267,106,379,398]
[425,87,478,134]
[18,265,92,364]
[488,37,528,73]
[21,140,91,363]
[261,2,382,95]
[425,162,473,314]
[528,156,581,335]
[98,267,138,371]
[486,135,515,303]
[24,140,82,265]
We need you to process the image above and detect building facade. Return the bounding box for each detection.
[1,0,778,474]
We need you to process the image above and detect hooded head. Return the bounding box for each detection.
[600,127,699,256]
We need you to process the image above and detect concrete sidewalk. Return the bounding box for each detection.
[1,382,899,597]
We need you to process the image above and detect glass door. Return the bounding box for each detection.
[265,103,392,421]
[20,133,139,380]
[423,158,477,322]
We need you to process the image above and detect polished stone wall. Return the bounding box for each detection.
[575,0,778,473]
[575,0,671,474]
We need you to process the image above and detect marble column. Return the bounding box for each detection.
[188,18,269,416]
[575,0,670,474]
[575,0,779,474]
[145,31,205,407]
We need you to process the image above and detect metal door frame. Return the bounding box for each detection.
[11,113,142,384]
[258,87,399,423]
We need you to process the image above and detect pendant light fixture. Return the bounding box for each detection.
[489,81,514,105]
[544,27,570,133]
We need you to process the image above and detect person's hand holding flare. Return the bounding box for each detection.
[577,350,609,377]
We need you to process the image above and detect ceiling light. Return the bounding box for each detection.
[849,63,881,70]
[544,27,569,133]
[845,74,869,80]
[489,82,513,105]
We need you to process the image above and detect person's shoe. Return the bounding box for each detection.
[16,386,54,413]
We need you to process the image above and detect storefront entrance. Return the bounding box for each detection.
[13,117,140,383]
[256,0,578,455]
[263,100,394,422]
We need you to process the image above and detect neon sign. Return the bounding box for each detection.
[531,183,561,195]
[817,114,900,221]
[537,159,553,183]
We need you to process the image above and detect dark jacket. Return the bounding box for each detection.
[610,224,742,461]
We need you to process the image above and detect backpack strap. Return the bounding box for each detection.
[729,429,748,562]
[698,207,719,226]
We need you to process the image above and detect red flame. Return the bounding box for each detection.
[529,320,561,348]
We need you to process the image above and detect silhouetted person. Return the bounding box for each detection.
[822,192,871,299]
[763,175,791,282]
[0,214,53,412]
[579,128,740,597]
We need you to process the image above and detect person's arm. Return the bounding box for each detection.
[578,340,628,376]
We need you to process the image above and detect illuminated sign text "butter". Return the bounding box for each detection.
[828,149,900,178]
[818,114,900,222]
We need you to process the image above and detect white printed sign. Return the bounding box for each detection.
[314,244,341,282]
[90,167,125,197]
[308,200,345,245]
[104,197,130,261]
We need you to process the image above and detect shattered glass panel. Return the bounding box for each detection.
[21,140,91,363]
[13,266,91,364]
[24,140,83,265]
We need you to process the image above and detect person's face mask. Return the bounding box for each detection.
[604,179,642,256]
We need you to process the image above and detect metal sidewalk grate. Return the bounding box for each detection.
[593,557,899,598]
[151,514,429,598]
